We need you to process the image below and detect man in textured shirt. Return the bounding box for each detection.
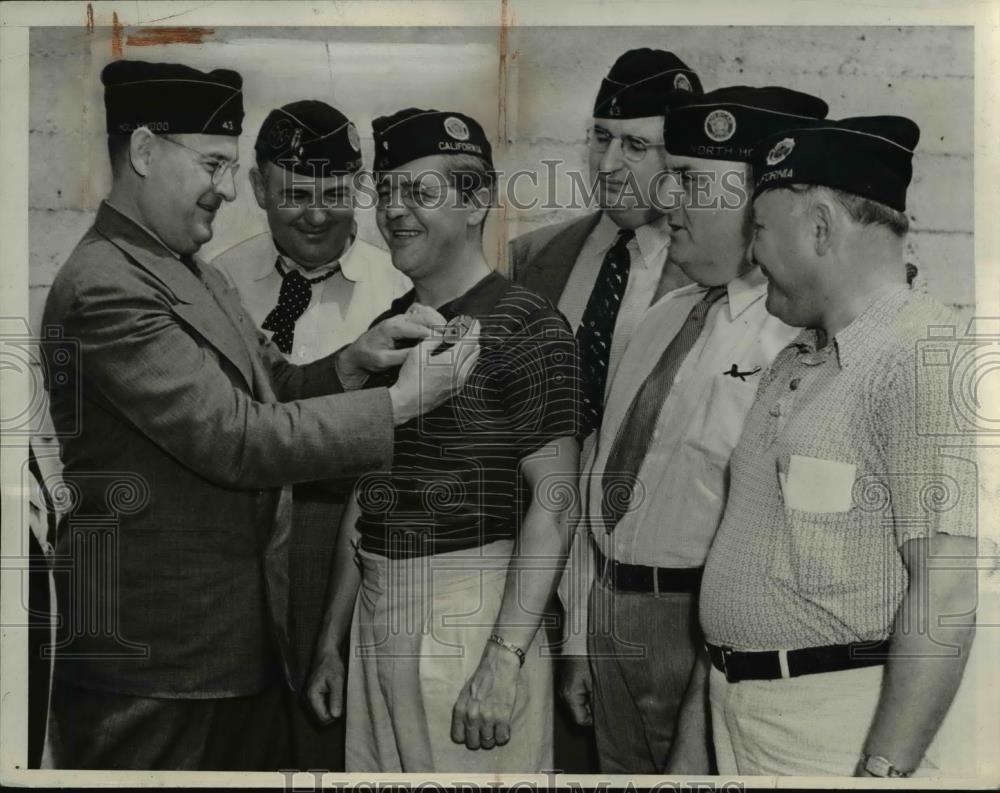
[559,86,828,774]
[305,108,581,771]
[698,116,978,776]
[212,100,409,770]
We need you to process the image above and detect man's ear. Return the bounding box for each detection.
[129,127,156,177]
[810,195,835,256]
[464,186,492,229]
[249,166,268,210]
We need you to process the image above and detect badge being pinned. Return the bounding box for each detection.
[704,109,737,142]
[766,137,796,166]
[443,116,470,141]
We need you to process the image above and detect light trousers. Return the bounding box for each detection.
[345,540,553,772]
[710,664,940,776]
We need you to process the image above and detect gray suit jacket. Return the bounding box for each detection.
[509,212,602,304]
[42,202,394,697]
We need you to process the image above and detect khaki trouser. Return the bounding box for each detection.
[346,540,553,772]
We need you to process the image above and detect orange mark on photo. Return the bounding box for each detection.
[127,28,215,46]
[111,12,124,58]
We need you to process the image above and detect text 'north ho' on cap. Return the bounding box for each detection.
[752,115,920,212]
[102,59,243,136]
[371,108,493,174]
[594,48,702,119]
[663,86,829,163]
[255,100,362,178]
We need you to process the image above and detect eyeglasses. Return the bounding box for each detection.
[159,135,240,186]
[586,126,665,163]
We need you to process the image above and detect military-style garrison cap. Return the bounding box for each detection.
[255,100,362,177]
[664,86,828,162]
[102,59,243,136]
[372,108,493,174]
[752,115,920,212]
[594,48,702,119]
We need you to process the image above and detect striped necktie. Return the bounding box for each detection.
[261,257,338,354]
[577,228,635,438]
[600,284,727,532]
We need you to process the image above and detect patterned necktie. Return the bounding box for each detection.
[577,228,635,438]
[601,284,727,532]
[261,257,337,354]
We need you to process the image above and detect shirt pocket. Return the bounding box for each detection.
[780,507,868,597]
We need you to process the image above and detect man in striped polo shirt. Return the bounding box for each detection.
[305,108,582,772]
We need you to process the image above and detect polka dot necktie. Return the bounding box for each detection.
[261,257,337,354]
[600,284,727,532]
[576,228,635,439]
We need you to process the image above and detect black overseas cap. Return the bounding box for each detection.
[663,85,829,162]
[593,48,702,119]
[372,108,493,174]
[752,115,920,212]
[102,59,243,136]
[255,100,363,177]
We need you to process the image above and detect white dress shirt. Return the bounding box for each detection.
[557,212,674,394]
[559,266,799,654]
[212,232,410,364]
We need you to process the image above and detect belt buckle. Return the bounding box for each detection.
[709,643,735,683]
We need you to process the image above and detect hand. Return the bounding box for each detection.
[338,307,447,382]
[451,641,521,750]
[559,656,593,726]
[305,649,346,725]
[388,318,481,426]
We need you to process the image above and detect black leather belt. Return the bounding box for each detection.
[592,538,703,593]
[706,639,891,683]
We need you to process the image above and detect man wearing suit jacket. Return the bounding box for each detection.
[509,47,702,771]
[510,48,702,441]
[40,60,478,771]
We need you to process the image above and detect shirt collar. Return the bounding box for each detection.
[388,271,509,322]
[832,283,912,369]
[725,265,768,321]
[253,231,362,283]
[789,283,912,369]
[594,211,672,271]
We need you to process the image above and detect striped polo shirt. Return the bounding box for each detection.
[357,271,580,558]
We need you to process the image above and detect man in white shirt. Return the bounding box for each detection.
[559,86,828,773]
[212,100,408,770]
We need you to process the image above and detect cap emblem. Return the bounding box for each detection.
[443,116,470,141]
[269,118,294,148]
[766,137,796,166]
[674,73,693,92]
[705,109,736,142]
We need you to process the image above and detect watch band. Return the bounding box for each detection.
[862,753,912,778]
[488,633,526,666]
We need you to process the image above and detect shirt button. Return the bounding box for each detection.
[769,404,782,417]
[789,378,800,391]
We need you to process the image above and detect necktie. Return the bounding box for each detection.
[600,284,727,532]
[261,257,337,354]
[577,228,635,438]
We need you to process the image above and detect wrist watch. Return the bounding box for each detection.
[861,753,912,778]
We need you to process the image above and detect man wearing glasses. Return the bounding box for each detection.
[509,47,701,770]
[40,60,477,770]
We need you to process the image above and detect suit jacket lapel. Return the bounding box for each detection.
[523,212,603,303]
[95,204,256,390]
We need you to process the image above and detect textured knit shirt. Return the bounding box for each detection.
[700,285,978,650]
[357,272,580,558]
